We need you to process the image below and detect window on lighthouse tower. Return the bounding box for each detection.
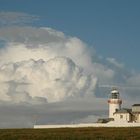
[111,92,119,99]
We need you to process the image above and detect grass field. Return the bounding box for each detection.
[0,127,140,140]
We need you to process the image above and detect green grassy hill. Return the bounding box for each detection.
[0,127,140,140]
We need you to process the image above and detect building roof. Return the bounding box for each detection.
[132,104,140,107]
[97,118,114,123]
[114,108,132,114]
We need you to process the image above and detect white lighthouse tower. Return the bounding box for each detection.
[108,88,122,118]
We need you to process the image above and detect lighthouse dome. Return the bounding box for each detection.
[111,89,119,94]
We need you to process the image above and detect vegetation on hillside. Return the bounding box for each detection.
[0,127,140,140]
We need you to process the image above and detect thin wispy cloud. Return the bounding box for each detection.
[0,12,39,26]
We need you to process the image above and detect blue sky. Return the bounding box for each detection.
[0,0,140,70]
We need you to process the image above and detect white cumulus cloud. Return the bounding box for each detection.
[0,57,97,103]
[0,26,139,104]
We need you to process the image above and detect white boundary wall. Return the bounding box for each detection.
[34,122,140,128]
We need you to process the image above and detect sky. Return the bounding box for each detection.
[0,0,140,128]
[0,0,140,70]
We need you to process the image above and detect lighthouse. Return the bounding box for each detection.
[108,88,122,118]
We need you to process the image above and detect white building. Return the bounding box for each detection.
[113,109,132,122]
[132,104,140,123]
